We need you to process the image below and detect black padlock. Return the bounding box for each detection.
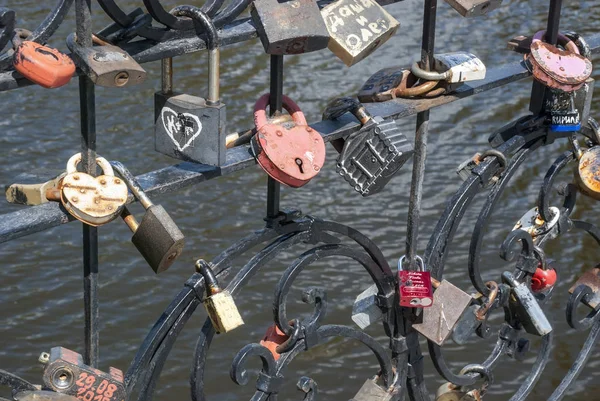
[66,33,146,88]
[323,97,413,196]
[250,0,330,55]
[154,6,226,166]
[502,271,552,336]
[111,162,185,274]
[546,90,581,132]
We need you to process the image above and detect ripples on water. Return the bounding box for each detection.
[0,0,599,400]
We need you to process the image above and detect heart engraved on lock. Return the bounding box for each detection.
[60,153,128,226]
[160,107,203,151]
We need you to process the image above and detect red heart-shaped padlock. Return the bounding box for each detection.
[251,93,326,188]
[531,264,557,293]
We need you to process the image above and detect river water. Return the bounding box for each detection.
[0,0,599,400]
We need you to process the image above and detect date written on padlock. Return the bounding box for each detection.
[398,256,433,308]
[59,153,128,227]
[321,0,399,66]
[41,347,125,401]
[251,93,326,188]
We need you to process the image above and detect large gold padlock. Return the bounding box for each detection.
[59,153,128,226]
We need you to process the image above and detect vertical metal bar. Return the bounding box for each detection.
[76,0,99,368]
[529,0,563,114]
[266,55,283,219]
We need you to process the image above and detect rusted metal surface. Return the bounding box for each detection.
[576,146,600,200]
[512,206,560,239]
[569,268,600,309]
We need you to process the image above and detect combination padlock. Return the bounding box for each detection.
[66,33,146,88]
[111,162,185,274]
[154,6,226,166]
[251,93,326,188]
[502,271,552,336]
[572,136,600,201]
[11,28,75,88]
[196,259,244,334]
[323,97,413,196]
[397,255,433,308]
[527,30,592,92]
[250,0,330,55]
[321,0,399,66]
[59,153,128,226]
[442,0,503,17]
[259,324,289,361]
[40,347,125,401]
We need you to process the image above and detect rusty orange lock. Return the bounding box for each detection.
[12,30,75,89]
[251,93,325,188]
[259,324,289,361]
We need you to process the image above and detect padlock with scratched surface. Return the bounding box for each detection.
[111,161,185,274]
[11,28,75,89]
[154,6,226,166]
[442,0,503,17]
[321,0,399,66]
[569,267,600,309]
[66,32,146,88]
[251,93,326,188]
[323,97,413,196]
[570,134,600,201]
[5,170,66,206]
[410,52,486,85]
[398,255,433,308]
[40,347,125,401]
[452,281,498,344]
[59,153,128,226]
[413,277,472,346]
[502,271,552,336]
[351,375,394,401]
[196,259,244,334]
[250,0,329,55]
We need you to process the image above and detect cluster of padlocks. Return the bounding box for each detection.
[1,0,600,400]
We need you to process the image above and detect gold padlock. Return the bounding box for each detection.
[573,139,600,200]
[59,153,128,226]
[195,259,244,334]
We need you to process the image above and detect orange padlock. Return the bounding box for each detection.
[12,29,75,89]
[259,324,288,361]
[251,93,326,188]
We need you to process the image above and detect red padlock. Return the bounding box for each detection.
[259,324,289,361]
[12,29,75,89]
[397,255,433,308]
[531,261,557,293]
[251,93,326,188]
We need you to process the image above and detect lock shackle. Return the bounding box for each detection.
[171,5,220,105]
[397,255,425,272]
[531,30,580,55]
[195,259,222,296]
[110,161,153,210]
[475,281,498,320]
[254,93,307,130]
[410,60,450,82]
[65,152,115,176]
[322,97,371,125]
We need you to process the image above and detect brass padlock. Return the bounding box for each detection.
[5,170,66,206]
[59,153,128,226]
[196,259,244,333]
[66,33,146,88]
[573,137,600,200]
[321,0,399,66]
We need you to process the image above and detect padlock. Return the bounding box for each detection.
[546,90,581,132]
[435,383,484,401]
[250,0,330,55]
[11,29,75,89]
[111,162,185,274]
[323,97,413,196]
[14,391,79,401]
[351,375,393,401]
[512,206,560,240]
[413,278,472,345]
[40,347,125,401]
[398,255,433,308]
[442,0,503,17]
[569,267,600,309]
[531,261,557,293]
[5,170,66,206]
[527,30,592,92]
[572,137,600,201]
[357,67,441,102]
[411,52,486,85]
[502,271,552,336]
[251,93,326,188]
[321,0,399,66]
[154,6,226,166]
[58,153,128,227]
[452,281,498,344]
[259,324,289,361]
[66,32,146,88]
[352,284,382,329]
[195,259,244,334]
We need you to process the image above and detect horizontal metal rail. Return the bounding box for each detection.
[1,33,599,243]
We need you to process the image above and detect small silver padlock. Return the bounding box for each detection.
[502,271,552,336]
[321,0,399,66]
[352,284,383,329]
[196,259,244,334]
[413,278,472,345]
[59,153,128,226]
[411,52,486,85]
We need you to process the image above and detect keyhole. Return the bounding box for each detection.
[295,158,304,174]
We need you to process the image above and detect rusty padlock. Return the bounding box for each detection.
[571,135,600,200]
[259,324,289,361]
[59,153,128,226]
[11,29,75,88]
[357,67,440,102]
[569,267,600,309]
[251,93,326,188]
[527,30,592,92]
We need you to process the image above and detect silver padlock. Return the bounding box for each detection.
[351,375,393,401]
[352,284,382,329]
[411,52,486,84]
[502,271,552,336]
[442,0,503,17]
